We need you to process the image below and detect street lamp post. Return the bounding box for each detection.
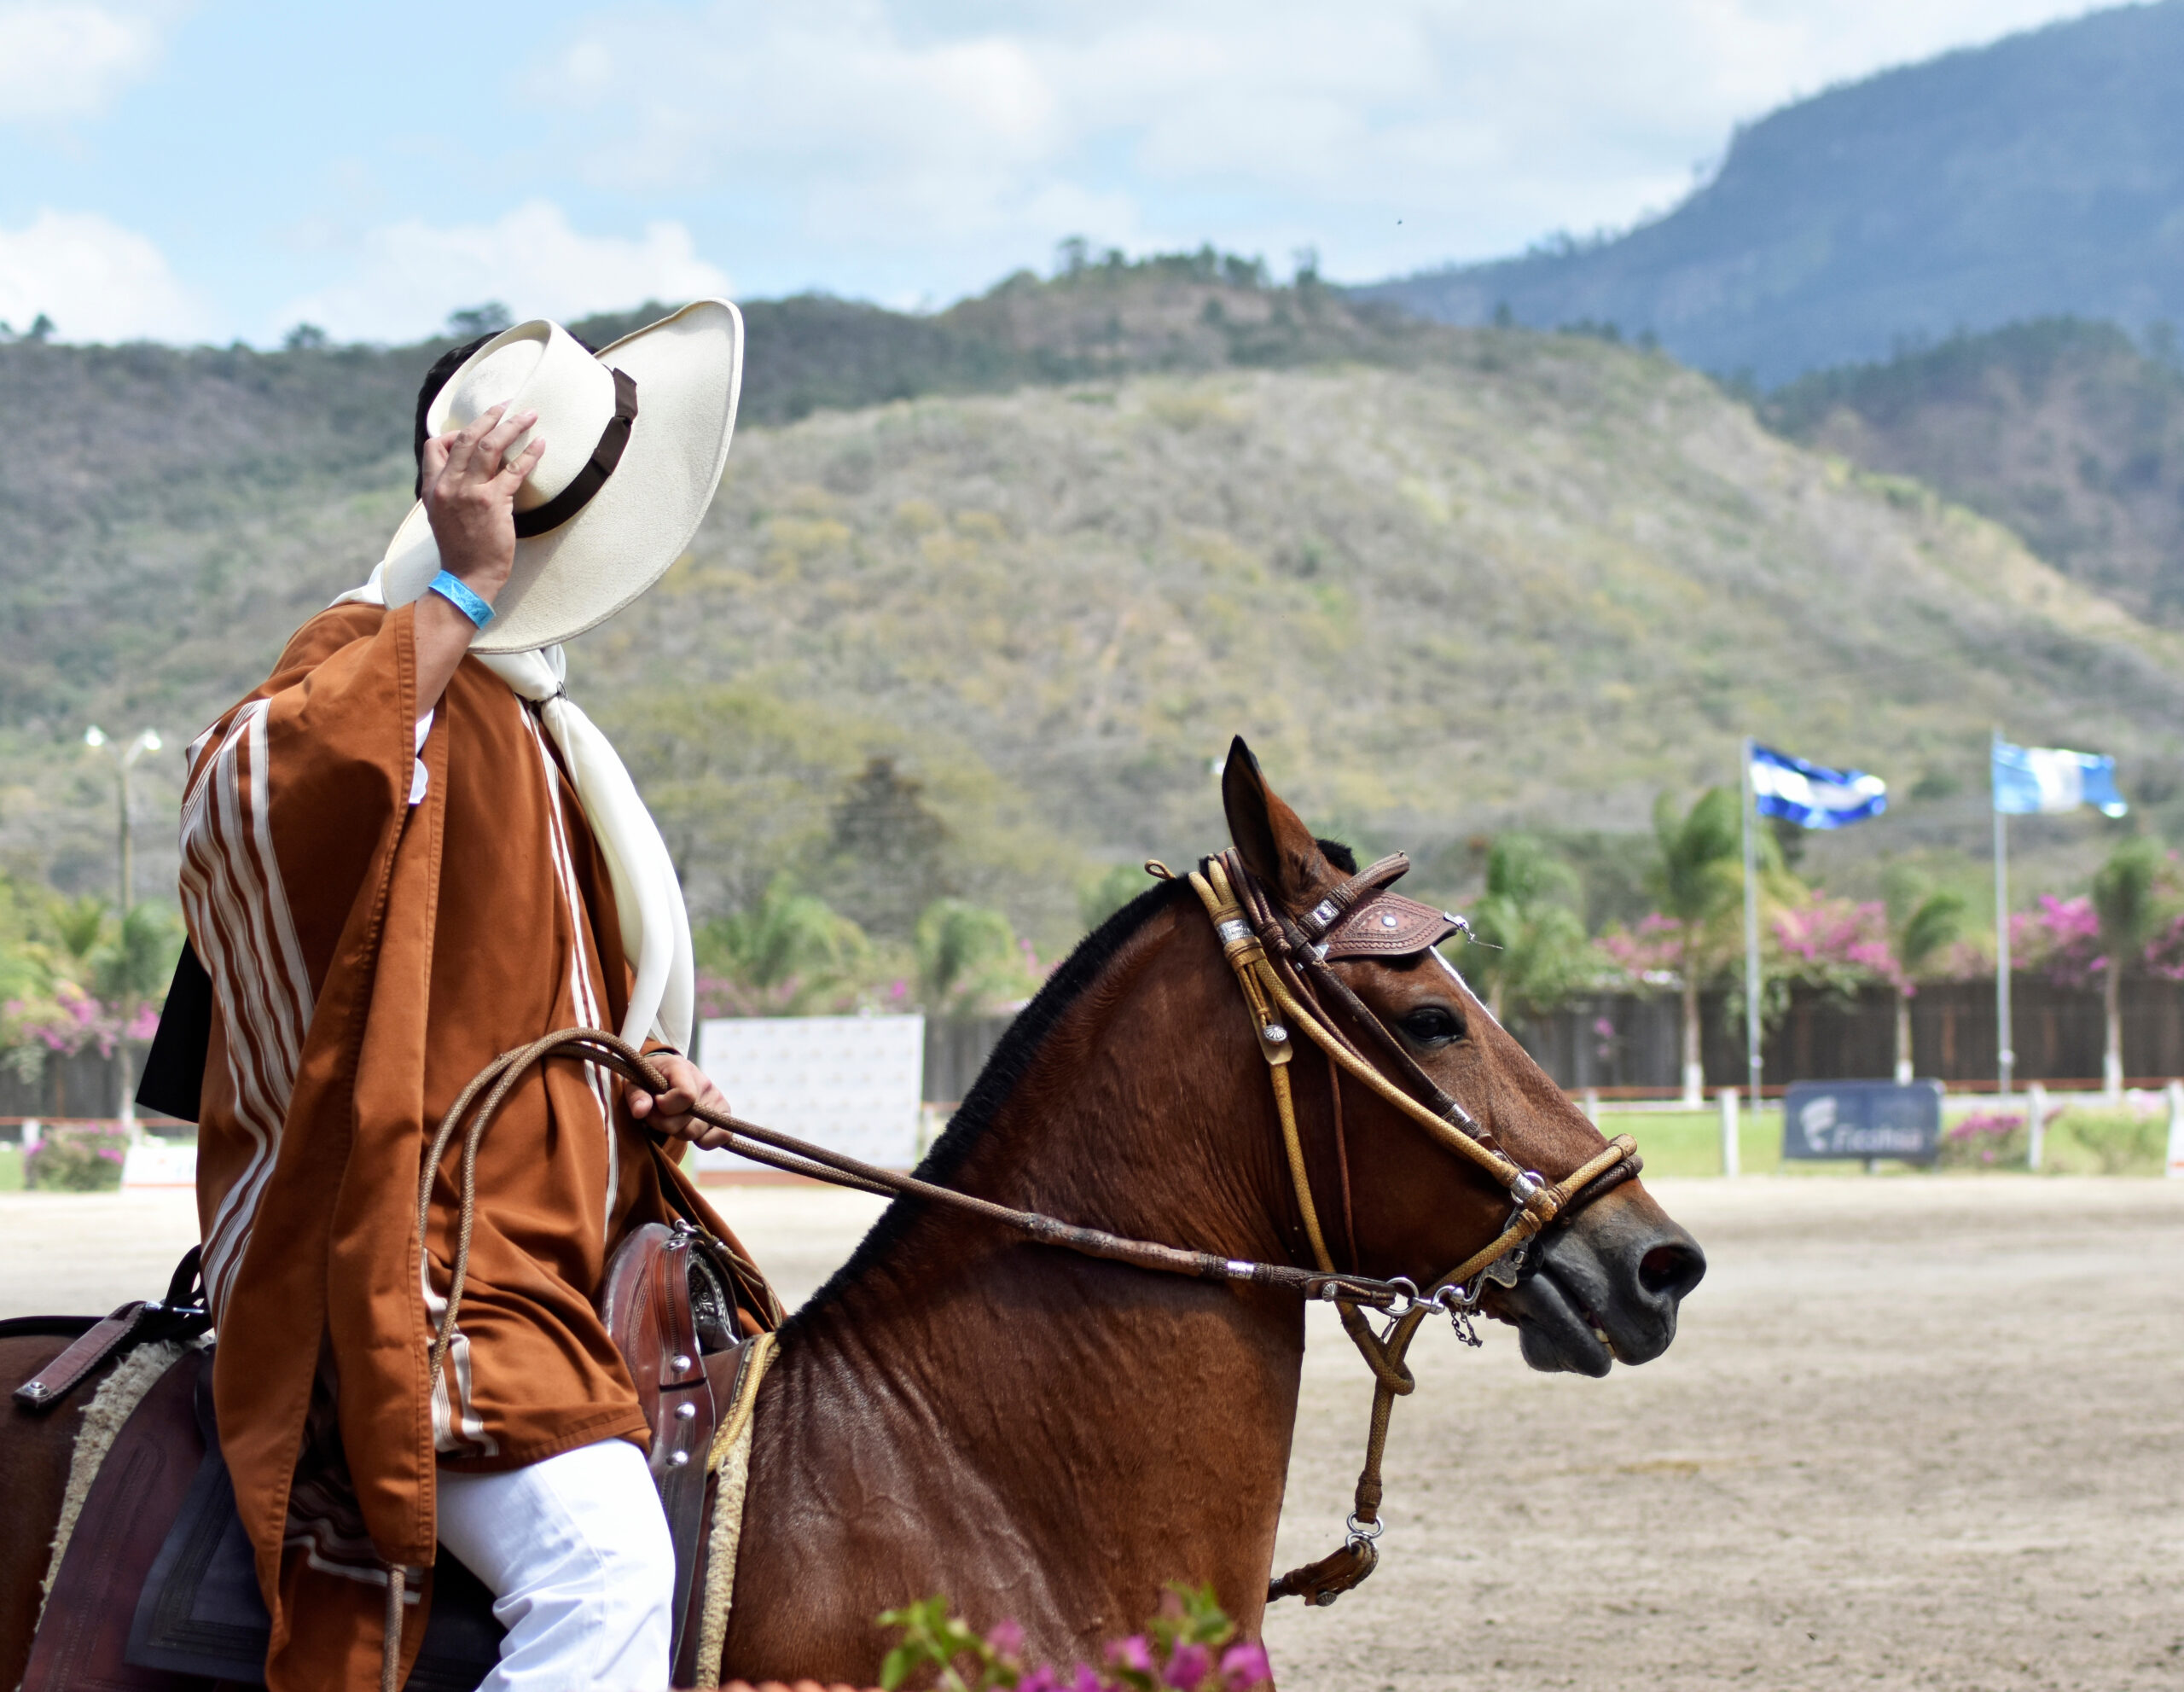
[84,725,161,916]
[84,724,161,1128]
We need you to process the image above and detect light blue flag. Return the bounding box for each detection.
[1992,741,2127,817]
[1750,744,1887,830]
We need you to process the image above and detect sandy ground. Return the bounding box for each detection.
[4,1177,2179,1691]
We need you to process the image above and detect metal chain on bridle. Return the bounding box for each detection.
[397,847,1639,1688]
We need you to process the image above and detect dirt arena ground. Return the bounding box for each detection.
[5,1176,2178,1691]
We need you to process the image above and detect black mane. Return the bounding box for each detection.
[781,875,1193,1329]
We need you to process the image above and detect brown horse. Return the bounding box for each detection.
[0,748,1703,1689]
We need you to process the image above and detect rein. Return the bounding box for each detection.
[410,849,1640,1669]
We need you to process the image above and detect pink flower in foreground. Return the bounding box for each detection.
[1107,1634,1154,1675]
[986,1619,1025,1660]
[1220,1641,1273,1689]
[1165,1643,1212,1688]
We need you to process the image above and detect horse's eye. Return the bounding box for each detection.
[1398,1004,1466,1047]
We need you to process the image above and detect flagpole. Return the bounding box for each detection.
[1743,736,1763,1111]
[1993,729,2013,1098]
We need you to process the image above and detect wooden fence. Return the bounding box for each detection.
[1518,977,2184,1093]
[22,980,2170,1129]
[0,1047,130,1120]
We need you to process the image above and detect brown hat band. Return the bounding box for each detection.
[513,368,639,539]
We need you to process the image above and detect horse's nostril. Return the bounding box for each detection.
[1639,1240,1706,1302]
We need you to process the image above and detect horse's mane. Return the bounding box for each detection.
[781,837,1359,1331]
[783,875,1189,1329]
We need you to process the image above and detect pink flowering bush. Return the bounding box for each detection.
[1592,913,1685,984]
[25,1124,128,1191]
[2010,895,2104,989]
[1938,1110,2027,1169]
[2136,910,2184,982]
[1771,893,1901,993]
[878,1587,1271,1692]
[695,970,825,1019]
[4,980,130,1058]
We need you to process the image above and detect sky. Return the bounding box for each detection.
[0,0,2116,347]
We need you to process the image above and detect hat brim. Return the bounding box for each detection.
[378,299,743,654]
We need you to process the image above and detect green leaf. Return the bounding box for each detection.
[880,1643,918,1689]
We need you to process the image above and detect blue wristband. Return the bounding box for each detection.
[429,570,496,629]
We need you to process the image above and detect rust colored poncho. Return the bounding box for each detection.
[179,601,734,1689]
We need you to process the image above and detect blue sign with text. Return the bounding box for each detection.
[1781,1080,1943,1163]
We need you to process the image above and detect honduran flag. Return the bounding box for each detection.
[1750,743,1887,830]
[1992,740,2127,817]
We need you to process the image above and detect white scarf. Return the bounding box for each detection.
[335,568,694,1053]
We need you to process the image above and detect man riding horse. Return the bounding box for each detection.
[177,306,752,1689]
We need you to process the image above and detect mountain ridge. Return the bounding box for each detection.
[1763,317,2184,625]
[1354,2,2184,382]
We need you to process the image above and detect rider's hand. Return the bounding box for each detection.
[420,402,545,602]
[627,1052,735,1148]
[412,402,547,716]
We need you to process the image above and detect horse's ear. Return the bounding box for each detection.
[1222,736,1332,910]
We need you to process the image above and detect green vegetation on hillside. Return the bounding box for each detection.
[595,338,2184,948]
[1765,317,2184,626]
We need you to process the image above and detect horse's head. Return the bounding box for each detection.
[1222,739,1704,1376]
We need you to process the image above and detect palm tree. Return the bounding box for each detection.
[1460,835,1589,1025]
[1647,789,1749,1106]
[93,901,183,1127]
[914,899,1034,1020]
[2088,836,2169,1100]
[1881,871,1966,1083]
[697,876,868,1015]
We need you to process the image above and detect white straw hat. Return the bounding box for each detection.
[374,299,744,654]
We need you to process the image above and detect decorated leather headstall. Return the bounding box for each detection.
[1292,852,1466,962]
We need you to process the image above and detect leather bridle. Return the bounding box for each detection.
[1183,847,1641,1604]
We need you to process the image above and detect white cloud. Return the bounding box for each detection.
[0,208,201,340]
[0,2,163,121]
[274,200,732,343]
[521,0,2105,297]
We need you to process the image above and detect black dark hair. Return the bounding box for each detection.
[411,328,607,497]
[413,334,494,497]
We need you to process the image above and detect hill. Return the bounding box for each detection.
[1355,2,2184,384]
[12,308,2184,950]
[0,259,1433,730]
[1762,317,2184,625]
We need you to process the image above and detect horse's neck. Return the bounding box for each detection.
[731,908,1310,1674]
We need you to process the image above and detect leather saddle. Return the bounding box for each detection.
[13,1219,769,1691]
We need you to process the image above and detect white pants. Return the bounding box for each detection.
[436,1437,674,1692]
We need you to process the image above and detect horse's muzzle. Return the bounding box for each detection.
[1493,1190,1706,1376]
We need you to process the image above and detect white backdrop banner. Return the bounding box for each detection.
[691,1014,926,1177]
[122,1140,199,1189]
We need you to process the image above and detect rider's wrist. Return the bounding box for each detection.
[429,570,497,629]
